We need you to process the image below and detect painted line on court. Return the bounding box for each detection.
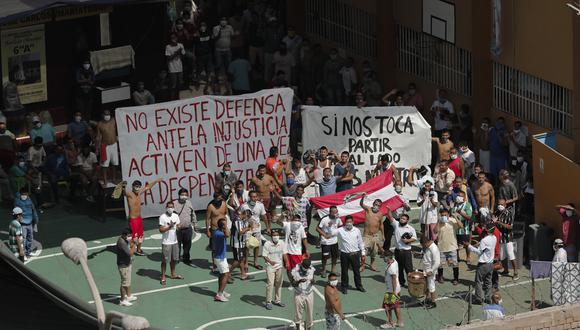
[90,260,323,304]
[312,286,356,330]
[26,231,202,262]
[311,277,548,325]
[195,316,295,330]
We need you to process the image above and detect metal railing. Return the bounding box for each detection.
[493,62,573,136]
[305,0,377,58]
[396,25,472,96]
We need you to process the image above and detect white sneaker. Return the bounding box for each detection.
[119,299,133,306]
[214,294,229,302]
[222,291,231,298]
[127,295,138,302]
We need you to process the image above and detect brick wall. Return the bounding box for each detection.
[453,303,580,330]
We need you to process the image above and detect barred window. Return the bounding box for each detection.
[305,0,377,58]
[396,25,472,96]
[493,62,573,136]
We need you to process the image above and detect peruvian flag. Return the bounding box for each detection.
[310,170,404,225]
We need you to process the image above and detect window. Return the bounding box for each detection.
[493,62,573,136]
[396,25,472,96]
[305,0,377,58]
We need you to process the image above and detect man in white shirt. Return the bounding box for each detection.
[386,209,417,288]
[158,201,182,285]
[430,88,454,135]
[213,17,235,74]
[332,216,366,294]
[508,121,527,158]
[165,33,185,100]
[316,206,342,277]
[421,236,441,308]
[382,250,403,329]
[263,230,287,310]
[284,218,309,283]
[552,238,567,262]
[291,259,315,330]
[463,222,497,304]
[417,181,439,241]
[241,192,268,270]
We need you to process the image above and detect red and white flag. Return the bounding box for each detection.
[310,170,404,225]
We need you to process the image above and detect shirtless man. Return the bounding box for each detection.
[250,164,279,216]
[206,192,228,271]
[126,179,162,255]
[431,130,454,163]
[360,193,385,271]
[473,172,495,217]
[324,273,346,330]
[96,109,119,186]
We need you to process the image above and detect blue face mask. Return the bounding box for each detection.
[287,179,295,187]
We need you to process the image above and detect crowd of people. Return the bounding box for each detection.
[3,1,580,329]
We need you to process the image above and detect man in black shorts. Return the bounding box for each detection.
[316,206,342,277]
[230,209,253,280]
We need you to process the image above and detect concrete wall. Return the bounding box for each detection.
[455,302,580,330]
[532,137,580,236]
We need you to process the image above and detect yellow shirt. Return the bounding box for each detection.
[437,216,461,252]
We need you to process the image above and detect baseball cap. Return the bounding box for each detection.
[12,207,23,215]
[554,238,564,245]
[32,116,40,123]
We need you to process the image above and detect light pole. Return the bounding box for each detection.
[61,238,150,330]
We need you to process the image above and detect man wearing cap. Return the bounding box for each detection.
[8,207,25,262]
[553,238,567,262]
[14,187,39,257]
[29,115,56,145]
[463,222,497,304]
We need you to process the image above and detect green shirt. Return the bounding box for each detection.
[452,202,473,235]
[8,220,23,254]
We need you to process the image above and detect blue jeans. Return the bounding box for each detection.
[21,223,33,256]
[214,49,231,74]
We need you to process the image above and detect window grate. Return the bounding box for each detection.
[396,25,472,96]
[492,62,573,136]
[305,0,377,58]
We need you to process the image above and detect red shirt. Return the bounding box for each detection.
[266,157,283,182]
[448,157,462,177]
[560,208,578,247]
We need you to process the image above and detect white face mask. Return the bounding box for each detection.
[395,185,402,194]
[272,236,280,243]
[329,279,339,287]
[565,210,573,217]
[497,205,506,212]
[516,156,524,162]
[440,215,449,223]
[20,195,28,201]
[345,223,353,230]
[179,195,187,201]
[167,208,174,214]
[19,162,26,168]
[450,154,458,160]
[455,196,464,204]
[498,299,503,305]
[200,26,207,32]
[103,115,111,121]
[248,201,256,207]
[34,122,42,128]
[83,64,90,70]
[75,116,82,122]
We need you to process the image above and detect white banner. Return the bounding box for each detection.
[301,106,432,200]
[116,88,294,218]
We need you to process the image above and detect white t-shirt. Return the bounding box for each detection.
[318,217,342,245]
[165,43,185,73]
[392,221,417,250]
[159,213,180,245]
[75,152,98,172]
[241,202,266,234]
[417,191,439,224]
[431,99,454,131]
[283,221,306,255]
[385,260,400,294]
[553,248,567,263]
[28,146,46,168]
[262,240,286,271]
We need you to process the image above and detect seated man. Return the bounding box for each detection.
[44,144,70,204]
[72,146,99,202]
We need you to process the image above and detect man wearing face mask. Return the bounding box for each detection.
[493,199,518,280]
[75,60,95,121]
[360,193,385,272]
[552,238,567,262]
[229,180,250,210]
[324,272,346,329]
[173,188,196,264]
[263,230,287,310]
[213,218,231,302]
[9,207,25,262]
[206,192,229,269]
[451,190,473,263]
[436,208,462,285]
[251,164,279,217]
[476,118,491,172]
[331,216,366,294]
[497,169,518,212]
[159,201,182,285]
[463,222,497,304]
[194,21,213,81]
[14,187,39,258]
[213,17,235,74]
[284,216,309,281]
[508,121,527,159]
[96,109,119,186]
[317,167,338,197]
[30,116,56,145]
[555,203,578,262]
[421,236,440,308]
[317,206,342,277]
[215,163,238,193]
[447,148,465,179]
[66,112,89,146]
[417,181,439,240]
[404,82,424,112]
[385,209,416,288]
[291,258,315,330]
[241,191,269,270]
[126,179,162,255]
[382,250,403,328]
[431,130,454,164]
[165,33,185,100]
[430,89,454,136]
[383,182,411,253]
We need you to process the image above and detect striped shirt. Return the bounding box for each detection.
[8,220,23,254]
[496,209,514,243]
[232,218,249,249]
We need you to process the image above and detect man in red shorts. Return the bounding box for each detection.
[126,179,162,255]
[283,216,309,285]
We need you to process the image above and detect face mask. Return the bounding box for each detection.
[450,154,458,160]
[329,279,339,287]
[220,21,227,27]
[460,147,468,153]
[83,64,90,70]
[291,221,301,231]
[395,185,402,194]
[272,236,280,243]
[481,124,489,130]
[248,201,256,207]
[345,223,353,230]
[287,179,295,186]
[34,122,42,128]
[179,195,187,202]
[441,137,448,142]
[103,115,111,121]
[456,196,464,204]
[19,161,26,168]
[372,206,380,213]
[440,216,449,223]
[517,156,524,162]
[133,187,141,193]
[565,210,573,217]
[20,195,28,201]
[75,116,82,122]
[498,299,503,305]
[167,208,174,214]
[513,129,520,134]
[511,160,517,166]
[200,26,207,32]
[497,205,506,212]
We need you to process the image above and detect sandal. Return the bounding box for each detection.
[170,275,184,280]
[160,278,166,285]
